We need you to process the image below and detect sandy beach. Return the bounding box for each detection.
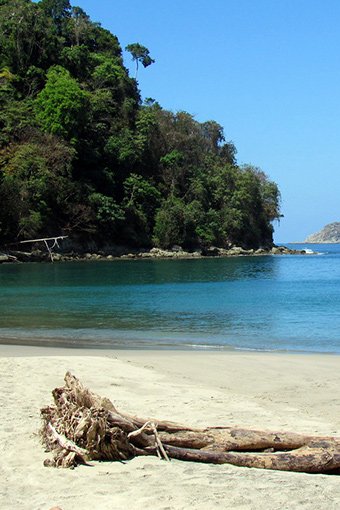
[1,345,340,509]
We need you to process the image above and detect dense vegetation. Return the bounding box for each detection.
[0,0,281,251]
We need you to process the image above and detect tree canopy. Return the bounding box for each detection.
[125,43,155,78]
[0,0,281,251]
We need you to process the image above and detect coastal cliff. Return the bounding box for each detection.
[305,222,340,243]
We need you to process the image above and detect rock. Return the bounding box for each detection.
[271,246,303,255]
[176,250,193,258]
[202,246,219,256]
[216,248,229,256]
[171,245,183,252]
[227,246,249,256]
[149,248,174,258]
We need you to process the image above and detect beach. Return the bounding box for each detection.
[1,346,340,509]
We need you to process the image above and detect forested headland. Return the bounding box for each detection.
[0,0,282,253]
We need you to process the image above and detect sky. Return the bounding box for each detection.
[73,0,340,242]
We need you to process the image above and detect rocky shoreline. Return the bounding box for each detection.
[0,244,308,263]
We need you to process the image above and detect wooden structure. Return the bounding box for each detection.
[9,236,68,262]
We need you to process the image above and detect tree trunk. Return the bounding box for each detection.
[40,372,340,474]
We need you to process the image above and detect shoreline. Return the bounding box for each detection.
[1,346,340,509]
[0,340,339,354]
[0,244,308,264]
[1,339,340,356]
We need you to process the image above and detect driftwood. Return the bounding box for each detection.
[6,236,68,262]
[0,253,17,263]
[40,372,340,474]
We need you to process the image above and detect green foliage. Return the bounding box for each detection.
[0,79,35,146]
[160,150,185,195]
[123,174,161,210]
[35,65,89,140]
[153,197,199,249]
[125,43,155,78]
[153,197,187,248]
[0,0,281,250]
[18,210,44,238]
[0,134,74,239]
[40,0,71,31]
[40,0,71,22]
[105,129,137,166]
[195,208,225,247]
[92,57,125,89]
[89,192,124,232]
[61,45,93,81]
[120,174,160,245]
[0,0,59,75]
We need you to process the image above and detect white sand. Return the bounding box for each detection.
[1,346,340,509]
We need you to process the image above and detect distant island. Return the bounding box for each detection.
[305,222,340,243]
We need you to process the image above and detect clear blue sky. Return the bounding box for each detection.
[75,0,340,242]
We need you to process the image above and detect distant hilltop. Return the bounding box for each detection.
[305,222,340,243]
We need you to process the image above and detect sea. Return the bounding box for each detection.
[0,243,340,353]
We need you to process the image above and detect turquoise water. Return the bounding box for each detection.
[0,244,340,352]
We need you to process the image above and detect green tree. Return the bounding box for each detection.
[201,120,225,153]
[160,150,185,195]
[39,0,71,34]
[153,197,186,248]
[0,132,75,240]
[68,6,91,46]
[121,174,161,245]
[61,45,94,81]
[88,192,124,236]
[0,0,58,76]
[153,197,199,249]
[0,74,35,146]
[35,65,89,141]
[125,43,155,78]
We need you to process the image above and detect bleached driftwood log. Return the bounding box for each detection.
[40,372,340,473]
[7,236,68,262]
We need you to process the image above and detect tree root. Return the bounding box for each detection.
[40,372,340,473]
